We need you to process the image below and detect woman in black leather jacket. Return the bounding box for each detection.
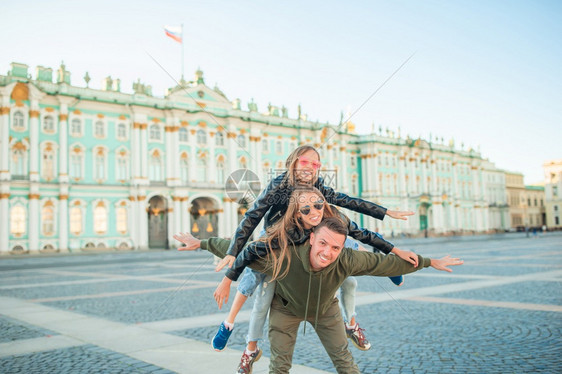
[216,144,414,271]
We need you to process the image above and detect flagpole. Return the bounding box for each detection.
[181,23,185,82]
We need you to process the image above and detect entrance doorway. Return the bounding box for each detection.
[148,195,168,249]
[190,197,219,239]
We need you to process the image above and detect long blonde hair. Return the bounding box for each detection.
[283,145,321,186]
[259,186,336,281]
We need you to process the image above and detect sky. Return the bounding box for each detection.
[2,0,561,184]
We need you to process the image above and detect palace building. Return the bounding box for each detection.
[0,62,510,253]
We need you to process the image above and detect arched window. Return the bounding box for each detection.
[41,143,56,180]
[197,155,207,182]
[11,143,27,177]
[116,150,129,181]
[237,134,246,148]
[94,148,106,180]
[70,204,83,235]
[10,206,26,236]
[116,204,128,234]
[70,147,83,180]
[215,132,224,146]
[217,156,225,184]
[240,157,248,170]
[94,202,107,234]
[262,139,269,153]
[13,110,25,130]
[43,116,55,132]
[275,140,282,154]
[179,127,188,142]
[180,155,189,184]
[149,151,163,181]
[149,124,161,140]
[94,121,105,138]
[71,119,82,136]
[197,129,207,145]
[42,202,55,236]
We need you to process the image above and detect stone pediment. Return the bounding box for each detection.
[166,83,230,107]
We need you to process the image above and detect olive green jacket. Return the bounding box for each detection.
[201,237,431,320]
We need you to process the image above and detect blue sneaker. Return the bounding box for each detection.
[389,275,404,286]
[211,321,233,351]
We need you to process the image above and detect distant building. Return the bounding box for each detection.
[505,172,526,228]
[505,171,546,229]
[0,61,509,253]
[543,160,562,228]
[523,185,545,228]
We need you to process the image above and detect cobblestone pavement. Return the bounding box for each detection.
[1,232,561,373]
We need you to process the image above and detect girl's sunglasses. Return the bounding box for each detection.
[297,157,322,170]
[299,201,325,215]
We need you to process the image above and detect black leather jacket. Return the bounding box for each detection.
[224,206,394,281]
[226,172,388,257]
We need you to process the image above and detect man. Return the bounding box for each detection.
[174,217,463,373]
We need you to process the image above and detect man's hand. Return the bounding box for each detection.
[392,247,419,267]
[173,232,201,251]
[386,210,415,220]
[215,255,235,272]
[430,255,464,272]
[214,277,232,309]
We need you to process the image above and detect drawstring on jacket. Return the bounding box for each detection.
[303,272,312,335]
[303,272,324,335]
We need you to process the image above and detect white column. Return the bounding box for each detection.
[227,125,237,174]
[29,103,40,182]
[181,197,190,232]
[361,156,368,194]
[173,196,182,235]
[58,187,68,252]
[254,135,262,176]
[408,156,416,194]
[431,160,437,195]
[189,129,197,182]
[452,162,459,199]
[140,124,148,181]
[0,103,10,181]
[138,192,148,249]
[129,192,138,249]
[326,144,334,170]
[167,199,176,248]
[28,187,39,251]
[339,144,348,192]
[209,132,217,183]
[58,102,69,184]
[0,188,9,252]
[165,120,174,186]
[132,123,141,184]
[216,205,225,238]
[372,153,380,196]
[433,203,443,233]
[421,158,428,193]
[471,166,480,200]
[398,155,406,196]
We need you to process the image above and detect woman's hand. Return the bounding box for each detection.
[430,255,464,272]
[386,210,415,220]
[173,232,201,251]
[214,277,232,309]
[215,255,235,272]
[392,247,419,267]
